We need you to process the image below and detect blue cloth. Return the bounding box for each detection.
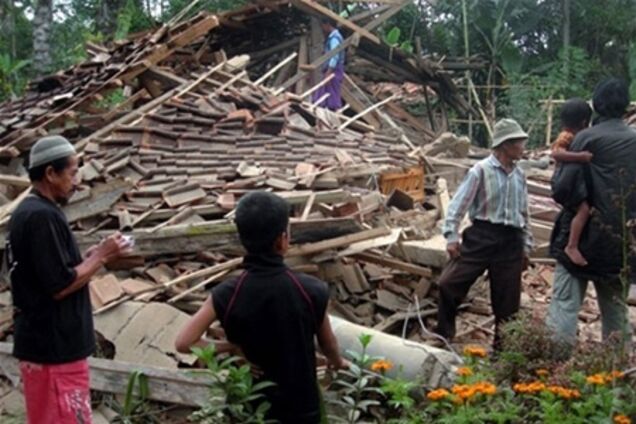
[326,29,345,69]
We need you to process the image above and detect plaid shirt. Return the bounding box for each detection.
[442,154,533,252]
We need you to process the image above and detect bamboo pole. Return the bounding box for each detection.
[255,52,298,86]
[176,61,227,98]
[167,270,230,303]
[338,94,399,131]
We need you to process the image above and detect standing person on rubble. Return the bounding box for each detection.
[312,18,345,111]
[6,136,131,424]
[175,191,347,423]
[547,78,635,351]
[434,119,533,350]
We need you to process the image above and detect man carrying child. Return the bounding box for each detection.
[547,78,635,348]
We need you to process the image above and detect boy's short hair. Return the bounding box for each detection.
[235,192,290,254]
[593,78,629,119]
[560,98,592,129]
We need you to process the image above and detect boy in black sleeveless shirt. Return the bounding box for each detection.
[176,192,346,423]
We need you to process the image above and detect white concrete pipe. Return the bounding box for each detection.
[330,316,460,387]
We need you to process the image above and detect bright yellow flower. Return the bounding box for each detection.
[463,345,487,358]
[370,359,393,373]
[536,369,549,377]
[427,388,450,401]
[456,367,473,377]
[614,414,631,424]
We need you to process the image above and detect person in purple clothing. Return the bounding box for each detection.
[312,18,345,111]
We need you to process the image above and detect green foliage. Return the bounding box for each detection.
[189,345,275,424]
[329,334,383,423]
[0,53,29,101]
[111,370,156,424]
[383,26,413,54]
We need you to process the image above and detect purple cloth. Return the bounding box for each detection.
[312,63,344,111]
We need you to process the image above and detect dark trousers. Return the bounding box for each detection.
[435,220,524,349]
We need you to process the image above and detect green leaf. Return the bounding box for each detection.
[500,42,522,75]
[386,27,401,45]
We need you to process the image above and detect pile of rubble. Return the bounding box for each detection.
[0,0,633,420]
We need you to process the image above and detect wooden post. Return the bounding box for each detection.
[545,97,554,147]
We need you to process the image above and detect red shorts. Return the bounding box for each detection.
[20,359,92,424]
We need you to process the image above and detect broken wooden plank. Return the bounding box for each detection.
[291,0,381,44]
[0,174,30,188]
[0,342,220,407]
[336,228,402,258]
[287,227,390,257]
[352,251,432,278]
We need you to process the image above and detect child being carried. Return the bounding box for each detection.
[551,98,593,266]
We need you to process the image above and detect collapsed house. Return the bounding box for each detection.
[0,0,633,418]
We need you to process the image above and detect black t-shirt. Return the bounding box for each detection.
[212,253,329,424]
[7,192,94,363]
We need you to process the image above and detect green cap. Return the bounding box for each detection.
[491,119,528,148]
[29,136,76,170]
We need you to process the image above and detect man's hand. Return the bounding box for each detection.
[84,245,98,259]
[95,232,131,264]
[447,242,461,259]
[328,357,350,371]
[581,151,594,162]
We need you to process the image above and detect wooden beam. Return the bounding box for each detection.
[255,52,298,86]
[349,4,392,23]
[280,1,409,92]
[296,36,309,94]
[287,227,390,257]
[0,174,30,188]
[352,251,432,278]
[75,84,187,153]
[338,93,398,130]
[0,342,220,408]
[291,0,381,44]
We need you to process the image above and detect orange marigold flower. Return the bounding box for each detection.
[463,345,487,358]
[456,367,473,377]
[451,384,477,400]
[614,414,632,424]
[610,370,625,379]
[370,359,393,373]
[535,369,549,377]
[513,381,546,394]
[546,385,580,400]
[473,381,497,396]
[586,374,607,386]
[427,388,450,401]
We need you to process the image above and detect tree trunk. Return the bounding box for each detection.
[32,0,53,76]
[97,0,126,40]
[562,0,571,78]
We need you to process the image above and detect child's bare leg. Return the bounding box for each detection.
[565,201,590,266]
